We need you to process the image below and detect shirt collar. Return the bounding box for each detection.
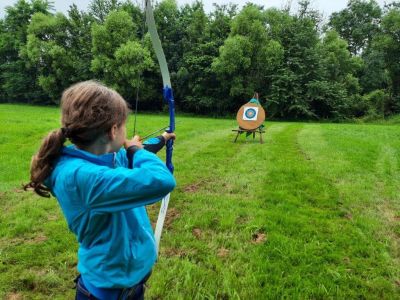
[61,145,116,167]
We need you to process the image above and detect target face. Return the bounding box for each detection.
[243,107,259,121]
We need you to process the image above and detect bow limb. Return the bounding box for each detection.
[145,0,175,254]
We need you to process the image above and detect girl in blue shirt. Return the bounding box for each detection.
[25,81,176,300]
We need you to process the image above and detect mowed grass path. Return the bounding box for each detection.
[0,104,399,299]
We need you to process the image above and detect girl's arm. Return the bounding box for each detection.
[74,149,176,213]
[142,136,165,154]
[143,132,176,154]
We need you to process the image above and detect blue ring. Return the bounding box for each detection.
[245,108,257,119]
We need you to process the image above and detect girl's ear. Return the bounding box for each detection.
[108,124,118,141]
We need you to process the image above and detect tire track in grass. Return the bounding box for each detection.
[375,144,399,195]
[198,123,343,299]
[245,124,344,299]
[372,142,400,280]
[296,124,400,298]
[153,123,344,299]
[150,123,399,299]
[374,143,400,217]
[246,124,398,299]
[300,125,400,270]
[148,123,289,299]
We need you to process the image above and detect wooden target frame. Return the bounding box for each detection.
[233,93,266,143]
[236,103,266,130]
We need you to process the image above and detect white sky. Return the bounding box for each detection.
[0,0,389,19]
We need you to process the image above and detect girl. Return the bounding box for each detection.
[25,81,176,300]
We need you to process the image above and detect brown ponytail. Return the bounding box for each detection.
[24,129,67,197]
[25,80,129,198]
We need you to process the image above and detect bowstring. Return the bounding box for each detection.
[133,0,148,137]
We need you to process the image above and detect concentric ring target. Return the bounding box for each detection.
[245,108,257,119]
[236,103,265,130]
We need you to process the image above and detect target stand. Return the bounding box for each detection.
[232,127,265,143]
[233,93,266,144]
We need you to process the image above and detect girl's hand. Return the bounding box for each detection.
[124,135,143,149]
[162,132,176,142]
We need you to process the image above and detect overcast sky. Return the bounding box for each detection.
[0,0,389,19]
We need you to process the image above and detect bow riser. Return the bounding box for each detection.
[164,86,175,174]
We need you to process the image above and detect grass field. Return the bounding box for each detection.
[0,104,399,299]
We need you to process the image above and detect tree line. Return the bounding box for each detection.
[1,0,399,120]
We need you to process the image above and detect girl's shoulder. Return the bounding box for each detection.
[115,148,128,167]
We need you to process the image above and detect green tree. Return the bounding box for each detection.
[0,0,52,103]
[208,3,237,48]
[376,5,400,111]
[91,10,153,104]
[212,4,283,113]
[24,7,94,102]
[359,46,389,94]
[266,2,321,118]
[174,1,216,112]
[363,89,390,116]
[307,30,363,118]
[329,0,382,55]
[65,5,95,81]
[88,0,121,23]
[177,3,236,114]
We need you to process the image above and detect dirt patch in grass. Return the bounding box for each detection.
[235,215,250,224]
[13,187,24,193]
[378,201,397,221]
[21,233,48,245]
[252,232,267,244]
[164,208,180,229]
[183,181,205,193]
[47,214,59,221]
[1,233,48,248]
[376,202,400,240]
[192,228,202,239]
[147,206,180,229]
[217,247,229,258]
[163,247,187,258]
[344,213,353,220]
[32,234,48,243]
[5,293,23,300]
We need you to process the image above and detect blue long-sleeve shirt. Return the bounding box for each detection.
[47,144,175,288]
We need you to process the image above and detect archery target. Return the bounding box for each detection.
[236,103,266,130]
[243,107,259,121]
